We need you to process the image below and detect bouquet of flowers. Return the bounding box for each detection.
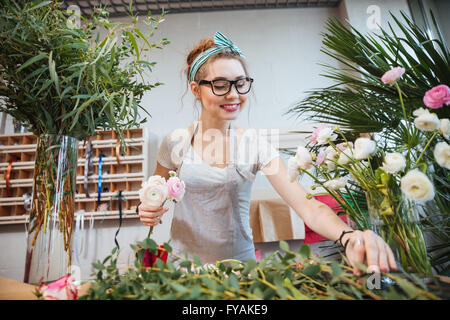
[137,171,186,267]
[288,69,449,276]
[287,12,449,275]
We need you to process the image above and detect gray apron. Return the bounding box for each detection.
[170,121,257,264]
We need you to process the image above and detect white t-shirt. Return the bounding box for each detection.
[157,126,280,173]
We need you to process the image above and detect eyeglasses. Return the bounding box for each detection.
[198,77,254,96]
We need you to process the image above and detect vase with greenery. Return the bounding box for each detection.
[0,0,169,284]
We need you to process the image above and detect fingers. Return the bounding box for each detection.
[346,230,399,276]
[363,231,379,273]
[385,242,398,271]
[139,206,169,226]
[347,232,365,276]
[375,240,388,273]
[368,232,398,273]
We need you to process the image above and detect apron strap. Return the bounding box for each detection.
[229,122,256,182]
[176,120,200,176]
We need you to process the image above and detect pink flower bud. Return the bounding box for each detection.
[315,150,326,165]
[381,67,405,84]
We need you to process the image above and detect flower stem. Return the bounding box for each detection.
[395,82,408,125]
[411,130,438,170]
[394,82,414,162]
[147,226,153,238]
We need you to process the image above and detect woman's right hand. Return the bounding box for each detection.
[138,203,169,227]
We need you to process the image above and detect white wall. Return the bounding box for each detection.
[343,0,411,35]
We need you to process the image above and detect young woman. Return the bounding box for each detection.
[138,32,397,276]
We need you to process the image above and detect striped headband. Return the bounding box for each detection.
[188,31,245,82]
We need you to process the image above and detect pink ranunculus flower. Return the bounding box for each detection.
[310,123,329,144]
[336,142,354,152]
[37,275,78,300]
[166,176,185,202]
[381,67,405,84]
[423,84,450,109]
[295,145,313,170]
[315,149,326,165]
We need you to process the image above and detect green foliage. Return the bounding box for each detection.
[79,242,447,300]
[0,0,169,145]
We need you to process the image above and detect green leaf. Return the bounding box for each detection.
[395,278,421,299]
[25,1,52,12]
[92,262,105,271]
[193,255,202,267]
[299,244,311,258]
[279,240,290,252]
[17,52,47,72]
[143,237,157,251]
[163,242,172,253]
[330,261,342,278]
[303,263,320,277]
[189,286,202,299]
[126,31,140,61]
[228,273,240,290]
[283,278,311,300]
[242,259,257,275]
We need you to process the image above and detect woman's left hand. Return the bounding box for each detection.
[342,230,398,276]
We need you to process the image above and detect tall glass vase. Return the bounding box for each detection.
[24,134,79,284]
[366,190,432,276]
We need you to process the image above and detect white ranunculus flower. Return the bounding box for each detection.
[337,147,353,165]
[413,108,440,131]
[139,183,168,207]
[434,142,450,170]
[400,169,435,202]
[287,157,300,182]
[412,107,428,117]
[317,127,338,145]
[323,177,348,190]
[353,138,377,160]
[381,152,406,174]
[440,118,449,140]
[295,146,313,170]
[324,146,338,170]
[141,175,166,188]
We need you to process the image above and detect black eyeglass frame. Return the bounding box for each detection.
[197,77,254,96]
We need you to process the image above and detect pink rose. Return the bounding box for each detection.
[423,84,450,109]
[315,150,326,165]
[310,123,329,144]
[37,275,78,300]
[381,67,405,84]
[166,176,185,201]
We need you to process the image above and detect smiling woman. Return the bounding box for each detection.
[137,32,398,276]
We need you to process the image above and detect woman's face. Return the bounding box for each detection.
[190,58,249,121]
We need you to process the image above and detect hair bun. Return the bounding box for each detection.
[186,38,215,66]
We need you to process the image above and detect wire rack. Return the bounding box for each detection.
[61,0,341,17]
